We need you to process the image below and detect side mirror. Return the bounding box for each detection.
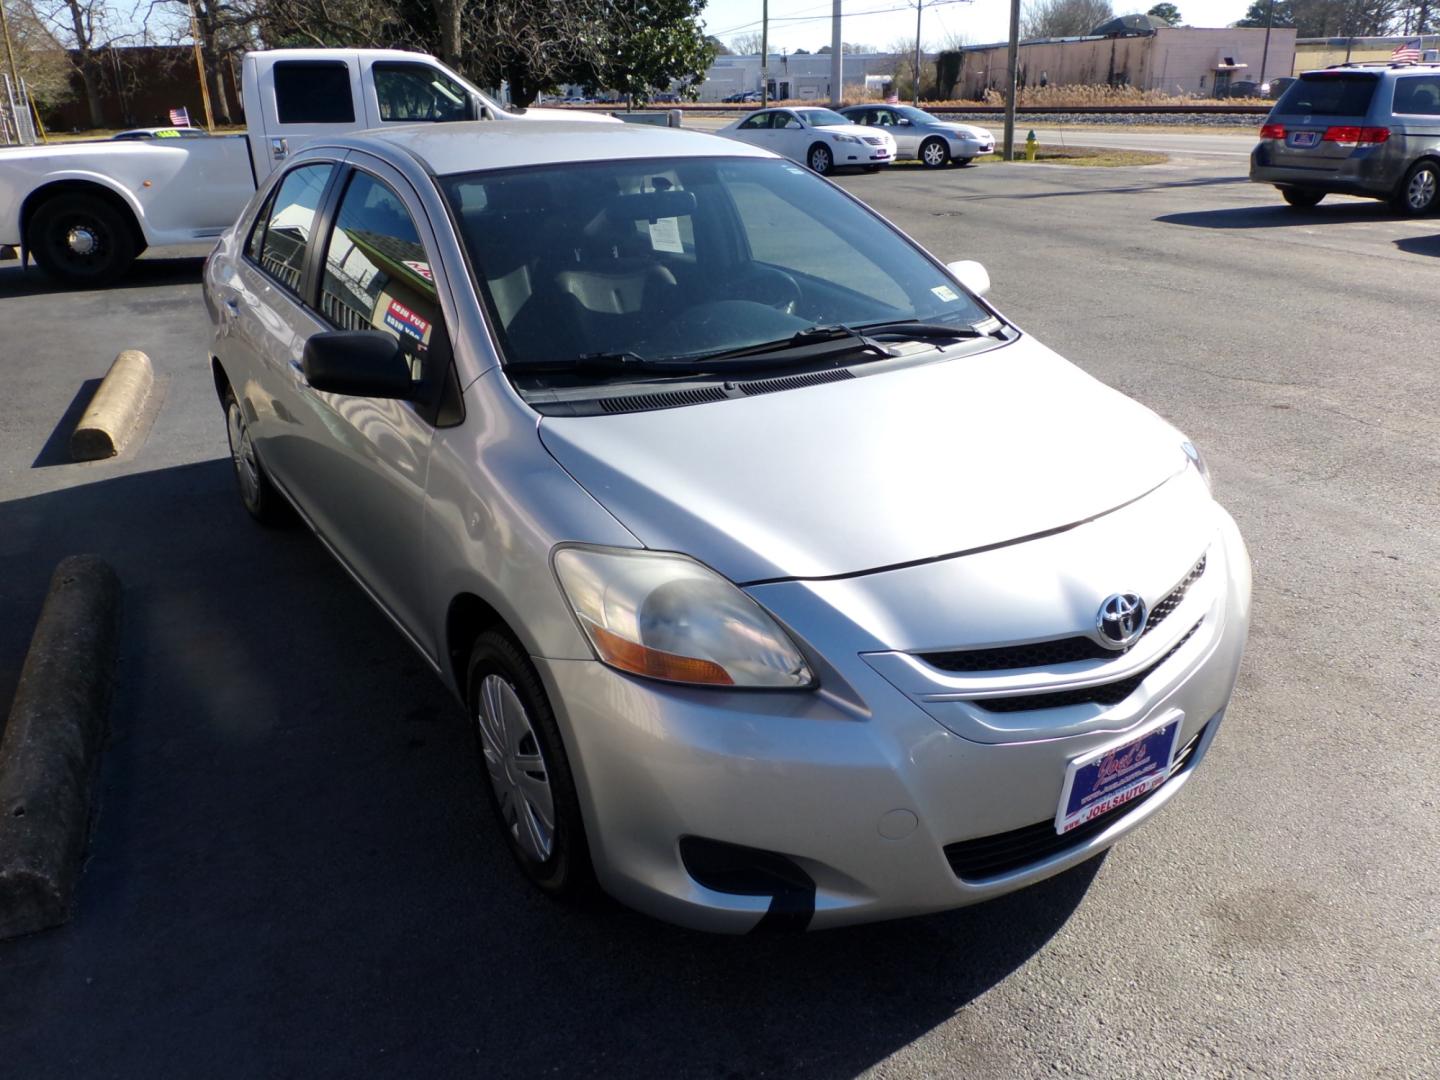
[946,259,990,298]
[897,117,912,126]
[302,331,414,399]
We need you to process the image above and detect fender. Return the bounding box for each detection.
[17,168,152,247]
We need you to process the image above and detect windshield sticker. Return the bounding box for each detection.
[403,259,434,282]
[384,299,430,341]
[648,217,684,253]
[155,129,181,138]
[931,284,960,302]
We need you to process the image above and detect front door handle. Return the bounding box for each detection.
[271,137,288,161]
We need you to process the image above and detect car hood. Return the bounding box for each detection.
[538,336,1190,584]
[513,106,619,123]
[821,123,887,141]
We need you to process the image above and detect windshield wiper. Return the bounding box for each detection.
[506,330,894,377]
[850,319,990,339]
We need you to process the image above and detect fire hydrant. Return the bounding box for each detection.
[1025,130,1038,162]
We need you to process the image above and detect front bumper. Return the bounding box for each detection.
[538,498,1251,933]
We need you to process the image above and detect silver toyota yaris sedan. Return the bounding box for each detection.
[203,120,1250,932]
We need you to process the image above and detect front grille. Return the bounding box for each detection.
[972,621,1201,713]
[920,555,1207,674]
[943,722,1208,882]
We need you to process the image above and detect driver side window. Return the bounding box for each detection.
[738,113,772,130]
[373,63,471,123]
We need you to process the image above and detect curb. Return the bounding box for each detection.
[0,556,122,940]
[70,350,154,462]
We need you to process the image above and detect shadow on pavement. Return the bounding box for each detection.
[1156,201,1401,229]
[29,379,101,468]
[0,256,206,299]
[0,461,1098,1079]
[1393,233,1440,257]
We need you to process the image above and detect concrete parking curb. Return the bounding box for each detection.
[70,350,153,462]
[0,556,122,940]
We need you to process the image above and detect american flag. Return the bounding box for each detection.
[1392,39,1423,64]
[168,106,191,127]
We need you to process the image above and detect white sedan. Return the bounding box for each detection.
[717,107,895,175]
[839,104,995,167]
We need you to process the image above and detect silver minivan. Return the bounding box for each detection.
[1251,64,1440,212]
[204,121,1251,932]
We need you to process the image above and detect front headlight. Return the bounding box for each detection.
[831,133,860,144]
[1182,440,1212,491]
[553,547,816,689]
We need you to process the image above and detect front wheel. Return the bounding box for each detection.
[223,386,292,526]
[920,137,950,168]
[807,143,834,175]
[27,192,140,286]
[468,631,592,898]
[1395,161,1440,215]
[1280,187,1324,209]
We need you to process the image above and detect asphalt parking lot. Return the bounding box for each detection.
[1,149,1437,1078]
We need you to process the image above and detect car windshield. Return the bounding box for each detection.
[441,156,993,390]
[1274,73,1379,117]
[795,108,851,127]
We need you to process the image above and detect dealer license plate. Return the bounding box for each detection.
[1054,712,1183,835]
[1290,130,1319,147]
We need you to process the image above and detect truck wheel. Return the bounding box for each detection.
[1279,187,1324,209]
[28,193,139,287]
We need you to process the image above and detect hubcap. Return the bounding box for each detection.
[66,225,99,256]
[1408,169,1436,210]
[924,142,945,165]
[477,675,555,864]
[226,402,260,506]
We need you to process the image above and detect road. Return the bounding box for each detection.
[1,153,1436,1079]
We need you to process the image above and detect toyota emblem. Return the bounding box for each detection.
[1096,593,1148,649]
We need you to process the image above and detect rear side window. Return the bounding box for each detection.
[254,163,334,292]
[1274,74,1378,118]
[1393,75,1440,115]
[319,171,444,382]
[273,62,355,124]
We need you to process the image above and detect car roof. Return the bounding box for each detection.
[336,120,773,175]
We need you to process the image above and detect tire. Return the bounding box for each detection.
[956,157,975,167]
[1280,187,1324,209]
[920,137,950,169]
[467,630,592,898]
[223,386,292,526]
[864,164,882,173]
[1395,160,1440,215]
[27,192,140,286]
[807,143,833,175]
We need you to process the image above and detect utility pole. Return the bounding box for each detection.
[830,0,842,106]
[1003,0,1020,159]
[761,0,769,107]
[913,0,923,106]
[1259,0,1274,90]
[188,1,216,131]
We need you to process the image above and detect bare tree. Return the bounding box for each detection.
[729,30,764,55]
[30,0,127,126]
[1020,0,1114,38]
[143,0,263,124]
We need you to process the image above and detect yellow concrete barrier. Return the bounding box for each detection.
[70,349,153,462]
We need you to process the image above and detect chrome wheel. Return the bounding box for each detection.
[1407,166,1437,211]
[921,139,948,167]
[477,674,556,864]
[226,399,260,508]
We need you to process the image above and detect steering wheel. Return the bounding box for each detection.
[730,264,802,317]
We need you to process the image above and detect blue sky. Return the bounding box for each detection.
[701,0,1256,53]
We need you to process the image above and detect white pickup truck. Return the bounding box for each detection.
[0,48,613,285]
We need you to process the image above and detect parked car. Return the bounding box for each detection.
[0,48,616,286]
[717,106,895,174]
[203,119,1251,932]
[110,126,211,140]
[838,104,994,167]
[1250,64,1440,213]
